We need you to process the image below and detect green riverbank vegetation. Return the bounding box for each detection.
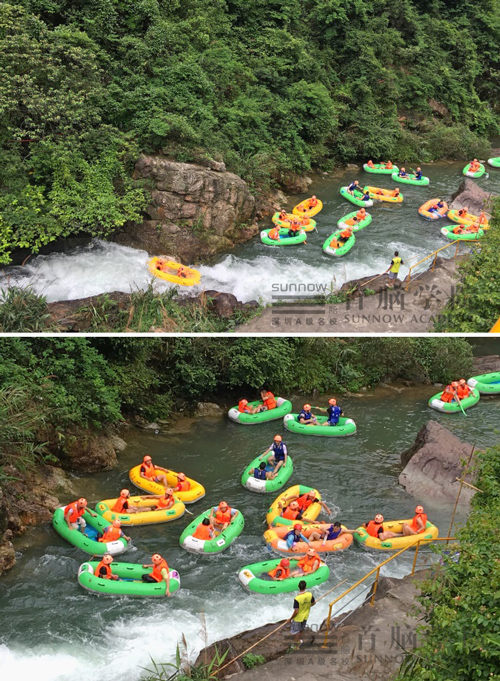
[397,443,500,680]
[1,0,500,262]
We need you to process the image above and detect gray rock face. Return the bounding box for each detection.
[472,355,500,374]
[449,178,494,215]
[112,155,258,262]
[399,421,476,505]
[194,402,224,418]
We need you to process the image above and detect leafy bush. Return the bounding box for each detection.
[0,286,53,332]
[242,653,266,669]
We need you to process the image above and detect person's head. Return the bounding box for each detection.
[464,207,469,213]
[151,553,163,565]
[298,580,306,591]
[374,514,384,524]
[311,195,316,200]
[395,188,400,194]
[307,548,317,557]
[202,518,210,526]
[307,491,316,499]
[77,498,87,509]
[112,520,121,528]
[368,160,373,164]
[294,523,302,532]
[417,167,421,171]
[473,158,478,163]
[401,167,405,171]
[329,398,337,405]
[165,487,174,497]
[120,489,130,498]
[394,251,399,257]
[143,455,153,464]
[451,381,459,388]
[259,462,267,470]
[333,521,341,529]
[459,378,467,385]
[239,398,248,405]
[274,434,282,444]
[303,403,311,411]
[219,501,229,512]
[415,505,424,514]
[280,558,290,568]
[178,472,186,481]
[102,554,113,565]
[289,501,299,510]
[260,389,269,397]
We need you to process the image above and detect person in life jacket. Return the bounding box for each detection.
[139,455,169,487]
[95,554,119,580]
[64,498,98,532]
[347,180,360,195]
[456,379,471,399]
[284,524,309,551]
[279,210,288,221]
[390,187,401,197]
[315,398,343,426]
[366,160,375,168]
[269,225,281,241]
[385,250,404,288]
[384,160,393,169]
[141,487,177,511]
[398,167,408,178]
[280,501,303,521]
[308,196,318,208]
[363,514,402,541]
[464,222,480,234]
[177,265,188,278]
[478,211,488,225]
[402,505,428,536]
[428,199,445,215]
[440,384,456,403]
[356,208,367,221]
[261,434,288,474]
[287,220,303,238]
[238,398,258,414]
[142,553,171,595]
[192,517,214,541]
[210,501,238,532]
[289,580,316,648]
[298,404,319,426]
[259,389,277,412]
[452,224,464,235]
[414,167,423,181]
[285,490,332,516]
[309,521,356,545]
[99,519,131,543]
[156,258,166,271]
[112,489,146,514]
[469,158,480,172]
[457,207,469,218]
[250,461,275,481]
[175,472,191,493]
[338,227,353,244]
[291,548,321,576]
[268,558,290,581]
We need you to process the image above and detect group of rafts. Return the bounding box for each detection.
[51,372,499,598]
[261,158,494,257]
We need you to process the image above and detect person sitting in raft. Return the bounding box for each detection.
[64,498,98,532]
[363,514,402,541]
[238,398,258,414]
[457,207,469,218]
[251,461,277,481]
[347,180,360,195]
[357,207,367,220]
[308,196,318,208]
[428,199,445,215]
[414,167,423,180]
[469,159,480,172]
[452,224,465,235]
[112,489,150,514]
[192,517,214,541]
[456,379,471,399]
[279,210,288,221]
[298,404,320,425]
[141,487,176,511]
[155,258,167,272]
[309,521,356,545]
[384,160,393,169]
[139,455,169,487]
[439,384,456,403]
[175,472,191,493]
[142,553,171,596]
[366,160,375,168]
[290,548,321,577]
[338,227,353,244]
[360,188,371,202]
[280,500,304,522]
[315,397,343,426]
[95,554,119,581]
[390,188,401,197]
[398,167,408,178]
[258,389,277,412]
[261,434,288,474]
[464,222,480,234]
[286,489,332,516]
[210,501,238,533]
[99,519,131,543]
[401,505,428,536]
[268,558,291,581]
[288,219,303,238]
[284,524,310,551]
[177,265,188,278]
[478,211,488,226]
[269,225,281,241]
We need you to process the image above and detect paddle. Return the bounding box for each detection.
[455,393,467,417]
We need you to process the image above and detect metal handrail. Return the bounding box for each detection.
[322,536,456,647]
[405,239,480,289]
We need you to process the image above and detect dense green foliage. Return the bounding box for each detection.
[1,0,499,261]
[397,443,500,680]
[435,197,500,332]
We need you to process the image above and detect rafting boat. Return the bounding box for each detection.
[337,210,372,232]
[467,372,500,395]
[283,413,356,437]
[428,387,480,413]
[266,485,322,527]
[260,227,307,246]
[463,163,485,178]
[241,453,294,493]
[238,558,329,594]
[179,507,244,554]
[52,507,129,556]
[487,157,500,168]
[339,186,373,207]
[364,186,403,203]
[322,230,355,257]
[78,561,180,596]
[264,523,353,555]
[228,397,292,425]
[271,212,316,232]
[148,258,200,286]
[447,209,488,228]
[418,199,448,220]
[129,466,205,504]
[95,495,185,525]
[354,520,439,550]
[391,172,429,186]
[440,225,484,241]
[363,163,399,174]
[292,198,323,218]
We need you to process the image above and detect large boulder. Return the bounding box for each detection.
[449,178,494,215]
[112,156,258,262]
[399,421,476,505]
[472,355,500,374]
[56,428,118,473]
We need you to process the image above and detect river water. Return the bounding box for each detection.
[1,387,498,681]
[1,162,498,304]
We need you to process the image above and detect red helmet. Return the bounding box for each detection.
[294,524,302,530]
[280,559,290,567]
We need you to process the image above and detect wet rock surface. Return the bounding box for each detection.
[472,355,500,373]
[449,178,494,215]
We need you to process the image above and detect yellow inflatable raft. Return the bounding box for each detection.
[364,186,403,203]
[129,465,205,504]
[148,257,201,286]
[354,519,439,550]
[264,523,353,555]
[272,212,315,232]
[292,198,323,218]
[266,485,322,527]
[95,495,185,525]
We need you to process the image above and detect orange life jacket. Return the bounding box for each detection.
[95,561,112,579]
[468,224,480,233]
[366,520,383,538]
[155,495,174,509]
[193,523,212,540]
[66,502,85,523]
[268,565,290,579]
[263,392,277,410]
[269,227,280,240]
[452,226,462,234]
[100,526,121,542]
[238,400,249,413]
[177,266,187,277]
[297,494,315,511]
[151,558,169,582]
[297,554,318,573]
[340,229,352,239]
[112,497,128,513]
[309,198,318,207]
[478,213,487,224]
[458,210,467,217]
[440,387,454,403]
[142,461,157,479]
[367,161,374,167]
[282,507,300,520]
[215,507,232,524]
[356,210,366,220]
[391,190,399,197]
[176,479,190,492]
[385,162,393,169]
[457,385,470,399]
[411,512,428,533]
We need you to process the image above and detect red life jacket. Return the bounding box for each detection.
[297,494,315,511]
[151,558,169,582]
[95,561,112,579]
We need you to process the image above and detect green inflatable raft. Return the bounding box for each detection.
[337,211,372,232]
[339,186,373,207]
[322,230,355,257]
[52,506,129,556]
[260,228,307,246]
[78,561,181,596]
[391,172,429,186]
[179,507,244,554]
[463,163,485,178]
[228,398,292,425]
[238,558,330,594]
[283,413,357,437]
[241,453,293,493]
[467,372,500,395]
[440,225,483,241]
[363,163,399,174]
[487,157,500,168]
[428,388,480,413]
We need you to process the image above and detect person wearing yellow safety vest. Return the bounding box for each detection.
[384,250,404,288]
[288,580,316,649]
